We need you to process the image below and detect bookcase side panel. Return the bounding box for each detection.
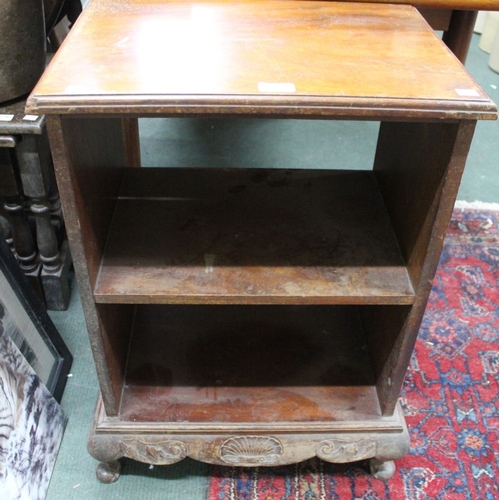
[373,120,476,414]
[46,115,130,415]
[374,121,458,287]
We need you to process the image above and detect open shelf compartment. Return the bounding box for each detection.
[94,167,414,305]
[116,304,392,427]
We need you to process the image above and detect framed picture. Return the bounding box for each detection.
[0,236,72,402]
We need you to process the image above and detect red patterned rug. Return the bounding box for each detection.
[208,209,499,500]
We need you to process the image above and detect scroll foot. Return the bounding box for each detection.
[369,459,396,480]
[96,460,121,483]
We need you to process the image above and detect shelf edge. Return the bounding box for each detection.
[93,294,416,306]
[26,94,498,121]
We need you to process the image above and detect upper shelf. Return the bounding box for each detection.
[94,168,415,305]
[27,1,496,120]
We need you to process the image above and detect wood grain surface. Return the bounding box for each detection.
[319,0,498,9]
[46,116,128,414]
[119,304,381,424]
[94,167,414,305]
[27,1,496,119]
[373,120,477,414]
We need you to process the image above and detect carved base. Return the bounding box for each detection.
[88,396,410,482]
[96,460,121,484]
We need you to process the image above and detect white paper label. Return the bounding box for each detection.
[0,114,14,122]
[258,82,296,93]
[455,88,480,97]
[23,114,39,121]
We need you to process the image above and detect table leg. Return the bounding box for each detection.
[442,10,478,64]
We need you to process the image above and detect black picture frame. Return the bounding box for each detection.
[0,236,72,402]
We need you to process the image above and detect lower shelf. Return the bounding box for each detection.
[117,304,387,427]
[91,304,410,473]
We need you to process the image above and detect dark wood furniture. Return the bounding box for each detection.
[27,0,496,482]
[0,97,72,310]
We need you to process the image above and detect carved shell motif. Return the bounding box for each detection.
[219,436,284,466]
[122,438,188,465]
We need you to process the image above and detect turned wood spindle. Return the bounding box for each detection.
[31,199,62,273]
[16,132,71,310]
[3,197,39,274]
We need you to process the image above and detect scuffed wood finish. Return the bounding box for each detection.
[88,431,409,470]
[120,305,379,424]
[88,395,409,479]
[373,120,477,414]
[94,168,414,305]
[26,1,496,120]
[45,115,131,415]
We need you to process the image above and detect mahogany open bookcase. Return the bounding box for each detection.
[27,0,496,482]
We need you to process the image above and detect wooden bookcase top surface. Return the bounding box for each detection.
[27,0,496,119]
